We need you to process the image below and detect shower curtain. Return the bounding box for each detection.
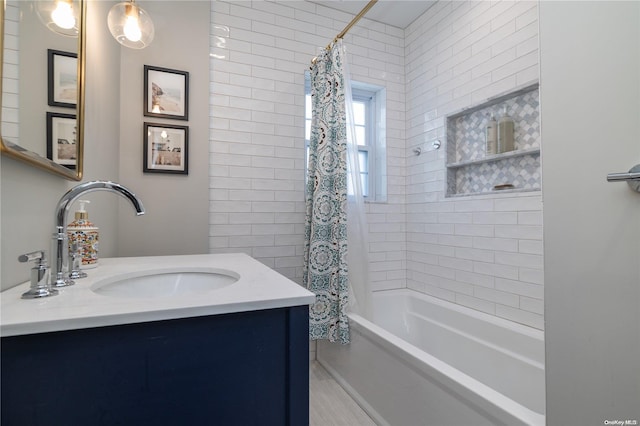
[304,40,370,344]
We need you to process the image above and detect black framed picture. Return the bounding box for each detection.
[46,112,77,168]
[48,49,77,108]
[143,122,189,174]
[144,65,189,120]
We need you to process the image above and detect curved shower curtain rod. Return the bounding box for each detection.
[311,0,378,64]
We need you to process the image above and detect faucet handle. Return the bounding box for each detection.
[68,242,87,280]
[18,250,58,299]
[18,250,47,264]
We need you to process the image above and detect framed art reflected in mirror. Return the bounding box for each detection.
[48,49,77,108]
[46,112,77,169]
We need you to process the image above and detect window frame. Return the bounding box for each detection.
[305,75,386,202]
[351,88,376,199]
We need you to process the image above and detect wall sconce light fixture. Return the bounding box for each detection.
[35,0,80,37]
[107,0,154,49]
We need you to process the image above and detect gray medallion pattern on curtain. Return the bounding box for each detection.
[304,44,350,344]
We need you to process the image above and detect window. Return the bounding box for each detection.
[305,75,386,202]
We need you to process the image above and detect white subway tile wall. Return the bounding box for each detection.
[209,1,407,359]
[405,1,542,329]
[209,0,542,340]
[209,0,406,285]
[2,3,19,139]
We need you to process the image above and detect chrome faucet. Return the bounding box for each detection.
[52,181,145,287]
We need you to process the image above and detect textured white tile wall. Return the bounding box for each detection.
[210,0,542,338]
[1,3,19,139]
[209,1,406,290]
[405,1,543,330]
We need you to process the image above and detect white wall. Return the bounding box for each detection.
[79,0,125,265]
[540,1,640,423]
[116,0,210,257]
[208,1,406,289]
[404,1,544,329]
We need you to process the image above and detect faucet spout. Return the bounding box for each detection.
[55,181,145,229]
[52,181,145,287]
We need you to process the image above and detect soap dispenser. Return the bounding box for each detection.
[485,115,497,155]
[497,106,515,153]
[67,200,99,269]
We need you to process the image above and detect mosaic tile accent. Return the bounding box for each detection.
[445,86,541,196]
[446,168,457,195]
[451,89,540,163]
[453,154,541,195]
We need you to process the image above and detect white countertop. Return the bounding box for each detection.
[1,253,315,337]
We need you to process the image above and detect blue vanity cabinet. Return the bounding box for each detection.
[1,305,309,426]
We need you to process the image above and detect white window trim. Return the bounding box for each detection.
[305,75,387,202]
[352,87,376,200]
[352,82,387,203]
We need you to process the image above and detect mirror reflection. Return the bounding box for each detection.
[1,0,84,180]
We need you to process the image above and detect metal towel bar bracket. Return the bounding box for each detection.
[607,164,640,193]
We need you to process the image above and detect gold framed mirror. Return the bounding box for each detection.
[0,0,86,181]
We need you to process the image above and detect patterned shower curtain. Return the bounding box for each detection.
[304,42,350,344]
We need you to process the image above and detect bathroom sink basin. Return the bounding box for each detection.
[91,269,239,299]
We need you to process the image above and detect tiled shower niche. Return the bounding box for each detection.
[446,83,540,197]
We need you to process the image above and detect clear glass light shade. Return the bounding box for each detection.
[35,0,80,37]
[108,1,154,49]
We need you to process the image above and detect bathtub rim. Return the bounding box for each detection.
[374,288,544,342]
[318,289,545,426]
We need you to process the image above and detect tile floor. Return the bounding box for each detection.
[309,361,376,426]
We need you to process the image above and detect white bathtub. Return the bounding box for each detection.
[317,289,545,426]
